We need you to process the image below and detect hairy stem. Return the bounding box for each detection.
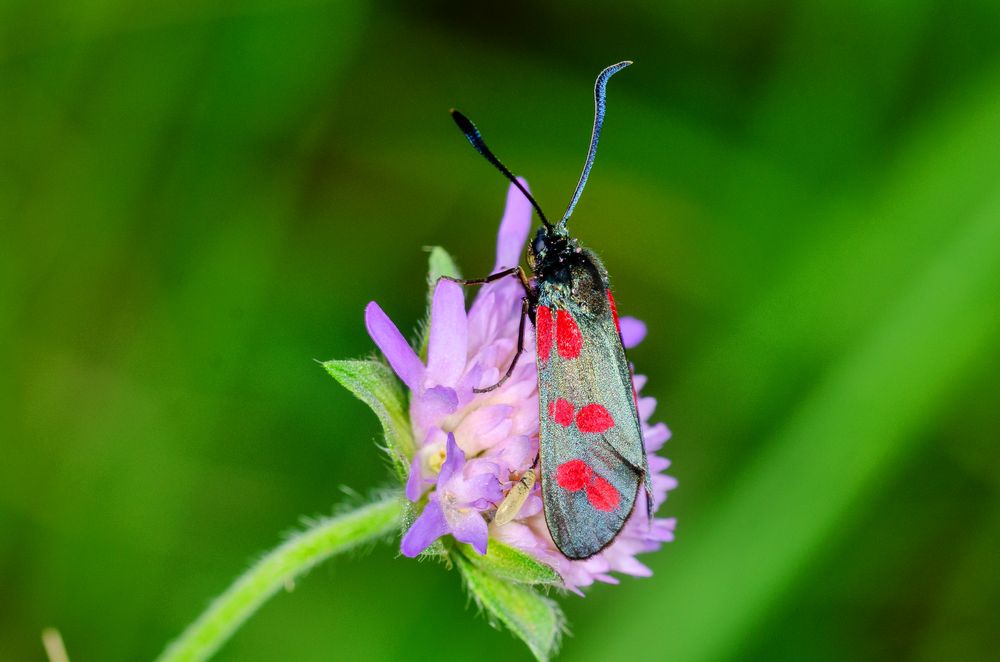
[157,494,403,662]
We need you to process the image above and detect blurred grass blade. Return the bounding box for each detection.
[588,171,1000,660]
[323,359,414,479]
[916,501,1000,660]
[454,551,564,661]
[157,494,402,662]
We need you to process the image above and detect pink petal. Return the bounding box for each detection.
[637,395,657,421]
[619,316,647,348]
[517,493,543,518]
[365,302,424,391]
[614,556,653,577]
[487,434,535,473]
[454,404,514,454]
[643,422,671,451]
[648,517,676,542]
[494,177,533,271]
[427,280,468,386]
[410,387,459,440]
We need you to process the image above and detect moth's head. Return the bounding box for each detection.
[527,226,576,274]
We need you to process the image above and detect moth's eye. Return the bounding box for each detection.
[532,235,546,256]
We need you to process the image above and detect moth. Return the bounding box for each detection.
[446,62,651,560]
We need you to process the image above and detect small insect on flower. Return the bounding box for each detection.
[445,61,651,560]
[493,468,536,527]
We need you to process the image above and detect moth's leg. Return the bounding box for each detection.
[439,266,534,299]
[474,295,530,393]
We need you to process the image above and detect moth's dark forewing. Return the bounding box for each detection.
[537,424,640,559]
[535,250,649,560]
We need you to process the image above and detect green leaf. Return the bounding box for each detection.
[426,245,462,290]
[457,540,562,586]
[322,359,414,479]
[454,552,564,662]
[418,246,462,358]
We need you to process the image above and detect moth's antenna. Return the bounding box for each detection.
[450,109,553,231]
[557,60,632,231]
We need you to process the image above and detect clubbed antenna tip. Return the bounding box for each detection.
[558,60,633,230]
[449,109,552,230]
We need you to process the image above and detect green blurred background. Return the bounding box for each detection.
[3,0,999,660]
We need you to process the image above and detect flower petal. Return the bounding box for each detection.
[460,472,504,507]
[494,177,533,271]
[649,517,677,542]
[642,422,671,451]
[453,404,514,455]
[437,433,465,486]
[637,395,657,421]
[466,290,498,353]
[619,316,647,349]
[411,386,459,436]
[365,301,424,390]
[517,493,543,519]
[612,556,653,577]
[400,498,449,557]
[405,453,426,502]
[487,435,535,473]
[448,508,490,555]
[427,280,468,386]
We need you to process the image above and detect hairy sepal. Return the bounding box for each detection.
[457,540,561,586]
[454,551,565,662]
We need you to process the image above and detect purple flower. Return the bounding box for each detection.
[365,179,676,591]
[401,434,503,556]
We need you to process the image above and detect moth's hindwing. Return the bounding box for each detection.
[535,255,649,560]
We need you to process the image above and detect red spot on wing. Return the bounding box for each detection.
[548,398,575,426]
[556,310,582,359]
[586,475,621,511]
[555,459,622,512]
[536,305,553,363]
[555,459,592,491]
[576,403,614,433]
[607,289,621,333]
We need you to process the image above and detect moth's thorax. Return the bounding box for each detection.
[529,228,610,315]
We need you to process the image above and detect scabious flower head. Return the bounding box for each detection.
[364,180,676,592]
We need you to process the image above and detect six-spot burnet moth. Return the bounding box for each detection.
[444,61,651,560]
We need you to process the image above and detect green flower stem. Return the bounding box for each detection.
[157,494,404,662]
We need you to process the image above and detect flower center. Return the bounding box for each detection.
[428,447,447,474]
